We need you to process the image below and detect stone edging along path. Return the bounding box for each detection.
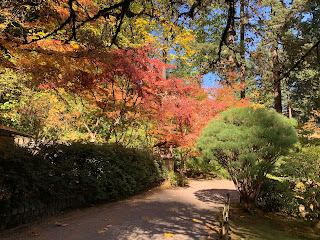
[0,179,239,240]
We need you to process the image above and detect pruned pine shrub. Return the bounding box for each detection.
[197,107,298,209]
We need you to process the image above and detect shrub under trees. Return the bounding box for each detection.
[197,107,298,209]
[0,143,164,217]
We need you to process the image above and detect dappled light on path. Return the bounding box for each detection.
[0,179,238,240]
[194,188,239,205]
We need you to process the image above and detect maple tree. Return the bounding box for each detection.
[152,77,249,170]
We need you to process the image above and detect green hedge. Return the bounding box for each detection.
[0,143,164,216]
[257,178,298,213]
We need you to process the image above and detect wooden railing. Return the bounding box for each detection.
[221,193,230,239]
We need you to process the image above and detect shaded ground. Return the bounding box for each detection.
[230,206,320,240]
[0,179,239,240]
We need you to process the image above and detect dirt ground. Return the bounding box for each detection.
[0,179,239,240]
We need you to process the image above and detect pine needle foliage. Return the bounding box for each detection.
[197,107,298,209]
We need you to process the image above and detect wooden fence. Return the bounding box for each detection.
[221,193,230,239]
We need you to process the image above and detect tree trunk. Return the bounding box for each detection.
[179,149,185,173]
[226,0,236,86]
[105,113,123,142]
[237,178,263,210]
[273,47,282,113]
[162,36,168,79]
[288,92,292,118]
[240,0,246,99]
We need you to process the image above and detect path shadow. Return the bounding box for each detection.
[107,200,218,240]
[0,199,220,240]
[194,188,240,205]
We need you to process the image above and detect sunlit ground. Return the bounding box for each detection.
[229,205,320,240]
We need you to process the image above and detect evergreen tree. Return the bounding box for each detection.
[197,107,298,209]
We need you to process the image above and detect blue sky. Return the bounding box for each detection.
[202,72,220,88]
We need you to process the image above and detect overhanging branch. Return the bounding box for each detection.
[278,39,320,82]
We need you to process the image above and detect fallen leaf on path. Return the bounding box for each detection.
[192,218,201,223]
[204,226,211,229]
[28,231,40,237]
[141,216,152,220]
[55,222,68,227]
[98,230,105,235]
[209,225,220,231]
[171,209,176,212]
[212,202,217,205]
[164,233,174,238]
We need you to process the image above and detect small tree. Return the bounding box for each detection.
[197,107,298,209]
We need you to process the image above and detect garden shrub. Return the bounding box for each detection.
[0,145,53,216]
[276,145,320,219]
[185,155,230,179]
[257,178,298,213]
[0,143,164,217]
[197,107,298,209]
[168,171,188,187]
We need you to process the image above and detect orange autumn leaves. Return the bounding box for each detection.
[15,38,248,145]
[154,80,249,150]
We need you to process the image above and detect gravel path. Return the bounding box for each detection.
[0,179,239,240]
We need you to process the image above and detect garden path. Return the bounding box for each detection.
[0,179,239,240]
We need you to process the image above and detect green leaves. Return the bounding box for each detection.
[197,106,298,208]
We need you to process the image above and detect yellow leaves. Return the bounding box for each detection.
[134,14,197,63]
[135,18,157,45]
[98,224,113,235]
[164,233,174,238]
[0,23,7,30]
[70,41,80,49]
[192,218,202,223]
[23,4,32,10]
[295,182,306,192]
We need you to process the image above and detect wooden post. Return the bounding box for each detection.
[221,193,231,239]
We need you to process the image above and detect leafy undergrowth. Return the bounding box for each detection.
[229,205,320,240]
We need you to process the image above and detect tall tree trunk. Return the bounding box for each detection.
[240,0,246,99]
[226,0,236,86]
[288,92,292,118]
[179,149,185,172]
[105,112,123,142]
[162,36,168,79]
[273,47,282,113]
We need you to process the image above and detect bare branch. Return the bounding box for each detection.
[211,0,235,68]
[279,39,320,82]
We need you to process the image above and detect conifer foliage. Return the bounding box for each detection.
[197,107,298,209]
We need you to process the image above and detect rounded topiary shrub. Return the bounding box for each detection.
[197,107,298,209]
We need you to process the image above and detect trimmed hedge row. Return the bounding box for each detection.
[0,143,164,228]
